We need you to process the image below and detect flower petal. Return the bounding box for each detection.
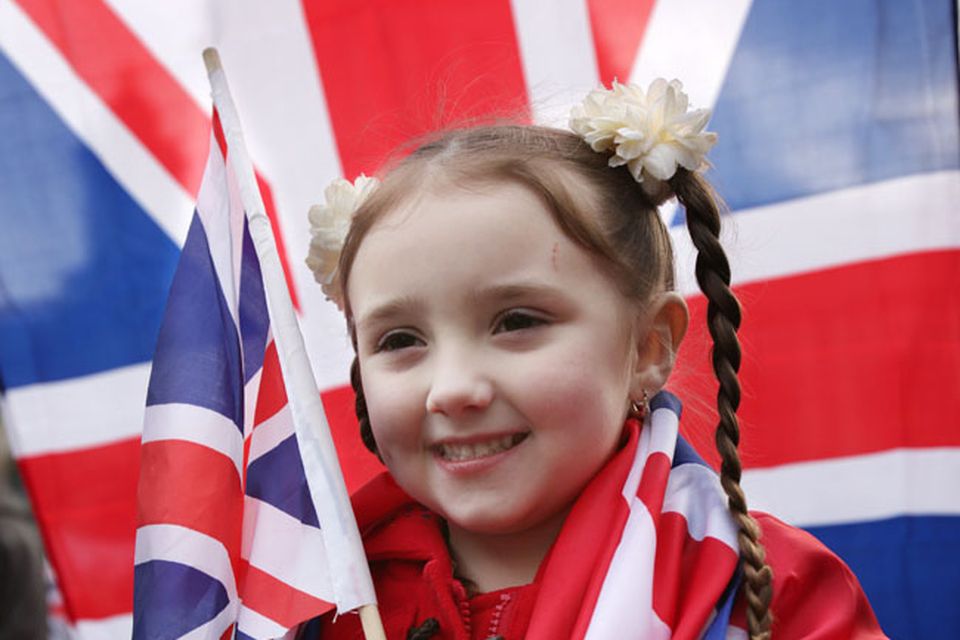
[568,77,716,195]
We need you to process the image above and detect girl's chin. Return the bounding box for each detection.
[435,501,538,537]
[440,500,572,541]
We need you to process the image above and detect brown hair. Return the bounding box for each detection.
[337,125,773,639]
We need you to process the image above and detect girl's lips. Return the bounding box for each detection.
[431,431,529,474]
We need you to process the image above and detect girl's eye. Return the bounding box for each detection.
[493,310,547,334]
[376,331,423,352]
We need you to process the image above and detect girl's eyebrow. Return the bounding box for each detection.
[356,282,563,330]
[468,281,565,305]
[355,296,423,332]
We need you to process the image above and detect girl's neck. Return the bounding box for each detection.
[445,507,570,595]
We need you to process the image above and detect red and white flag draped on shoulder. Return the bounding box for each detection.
[132,50,378,640]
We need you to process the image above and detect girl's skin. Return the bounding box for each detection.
[348,179,688,593]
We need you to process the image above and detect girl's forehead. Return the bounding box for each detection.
[346,180,629,318]
[364,181,552,243]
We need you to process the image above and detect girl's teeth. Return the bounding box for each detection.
[438,433,526,461]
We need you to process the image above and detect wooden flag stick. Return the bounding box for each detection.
[201,47,385,640]
[359,604,387,640]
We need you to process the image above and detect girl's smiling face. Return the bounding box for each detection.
[348,181,647,541]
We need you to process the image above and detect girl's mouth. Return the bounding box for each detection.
[434,432,528,462]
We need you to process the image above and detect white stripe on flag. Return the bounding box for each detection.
[142,403,244,478]
[726,626,749,640]
[71,614,133,640]
[100,0,212,111]
[241,496,334,599]
[664,464,739,549]
[246,404,294,465]
[177,605,236,640]
[648,406,680,458]
[2,363,149,457]
[0,0,193,247]
[509,0,600,126]
[630,0,753,109]
[672,170,960,294]
[134,523,239,605]
[236,606,290,640]
[742,447,960,527]
[195,135,244,325]
[104,0,357,392]
[244,364,264,437]
[584,499,671,640]
[178,605,236,640]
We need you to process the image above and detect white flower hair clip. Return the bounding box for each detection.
[305,174,380,308]
[569,78,717,202]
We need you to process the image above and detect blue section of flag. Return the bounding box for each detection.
[246,434,321,527]
[673,436,709,469]
[651,389,683,417]
[133,560,229,640]
[0,51,179,389]
[702,570,742,640]
[146,213,243,430]
[807,515,960,640]
[707,0,960,212]
[239,218,269,384]
[653,391,714,471]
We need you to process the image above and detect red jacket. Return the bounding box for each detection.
[313,473,886,640]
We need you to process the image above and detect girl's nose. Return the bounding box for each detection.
[424,355,494,417]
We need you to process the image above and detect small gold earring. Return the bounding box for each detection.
[630,389,650,420]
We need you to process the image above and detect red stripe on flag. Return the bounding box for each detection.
[14,0,300,308]
[586,0,656,86]
[16,438,140,620]
[254,341,287,425]
[653,512,739,637]
[675,249,960,468]
[239,561,334,628]
[212,109,228,160]
[636,451,672,516]
[137,440,243,555]
[302,0,530,178]
[535,427,639,639]
[13,0,208,191]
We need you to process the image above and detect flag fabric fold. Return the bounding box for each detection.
[133,105,372,639]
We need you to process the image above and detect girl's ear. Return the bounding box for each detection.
[630,292,689,397]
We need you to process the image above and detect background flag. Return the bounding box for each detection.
[0,1,956,638]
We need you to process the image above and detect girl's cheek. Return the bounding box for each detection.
[366,377,421,442]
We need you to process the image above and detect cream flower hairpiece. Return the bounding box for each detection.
[569,78,717,201]
[305,174,380,308]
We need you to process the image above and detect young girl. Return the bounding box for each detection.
[305,80,885,640]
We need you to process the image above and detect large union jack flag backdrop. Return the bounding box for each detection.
[0,1,957,638]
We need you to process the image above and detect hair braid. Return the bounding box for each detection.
[670,168,774,639]
[350,355,379,454]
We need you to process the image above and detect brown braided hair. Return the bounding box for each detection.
[335,125,773,638]
[671,169,774,638]
[349,354,378,455]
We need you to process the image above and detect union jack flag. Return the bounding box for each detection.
[0,1,957,639]
[133,92,374,638]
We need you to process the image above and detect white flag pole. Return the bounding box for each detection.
[202,47,385,640]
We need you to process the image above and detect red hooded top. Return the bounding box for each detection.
[313,472,886,640]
